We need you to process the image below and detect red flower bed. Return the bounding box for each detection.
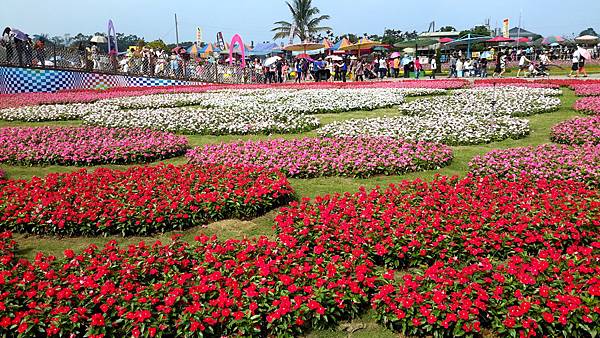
[275,176,599,268]
[0,164,294,236]
[0,233,375,337]
[372,249,599,337]
[0,176,597,337]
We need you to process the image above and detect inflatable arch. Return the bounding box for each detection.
[107,20,118,54]
[229,34,246,68]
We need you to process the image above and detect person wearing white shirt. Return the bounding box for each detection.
[517,54,530,77]
[456,58,464,77]
[569,50,580,77]
[429,58,437,79]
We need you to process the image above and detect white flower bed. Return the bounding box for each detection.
[0,103,117,122]
[99,88,444,113]
[399,86,561,117]
[83,107,319,135]
[318,114,530,145]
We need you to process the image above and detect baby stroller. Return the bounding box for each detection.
[364,67,378,79]
[528,62,549,78]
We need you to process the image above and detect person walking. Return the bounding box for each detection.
[516,53,530,77]
[378,57,387,79]
[339,59,348,82]
[414,57,422,79]
[295,59,303,83]
[429,57,437,79]
[448,54,457,78]
[33,38,46,68]
[401,54,411,78]
[1,27,13,64]
[577,47,588,77]
[569,49,580,77]
[479,57,488,78]
[393,56,400,78]
[456,58,464,77]
[355,59,364,82]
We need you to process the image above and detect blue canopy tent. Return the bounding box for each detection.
[248,42,283,57]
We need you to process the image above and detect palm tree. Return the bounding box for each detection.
[272,0,331,42]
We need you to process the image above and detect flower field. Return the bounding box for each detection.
[551,115,600,145]
[399,87,561,117]
[186,137,453,178]
[0,176,597,337]
[0,127,189,165]
[0,81,598,337]
[318,114,530,145]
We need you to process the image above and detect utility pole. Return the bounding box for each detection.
[517,10,522,43]
[175,13,180,47]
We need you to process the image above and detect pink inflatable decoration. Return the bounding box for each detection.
[229,34,246,68]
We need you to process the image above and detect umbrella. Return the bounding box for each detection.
[329,38,352,54]
[486,36,514,43]
[542,36,564,45]
[264,56,282,67]
[549,42,560,47]
[325,55,343,61]
[439,37,454,43]
[575,35,599,44]
[11,29,29,41]
[283,41,324,52]
[172,46,187,54]
[296,53,311,59]
[578,47,592,60]
[389,51,402,59]
[90,35,108,43]
[341,38,382,52]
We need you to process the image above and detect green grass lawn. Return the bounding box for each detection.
[0,88,582,337]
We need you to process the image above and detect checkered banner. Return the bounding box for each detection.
[0,67,201,94]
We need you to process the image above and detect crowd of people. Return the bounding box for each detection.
[251,53,441,84]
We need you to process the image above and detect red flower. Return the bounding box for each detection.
[542,312,554,323]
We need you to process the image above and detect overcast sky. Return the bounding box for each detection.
[1,0,599,44]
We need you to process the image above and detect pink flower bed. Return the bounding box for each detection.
[0,80,468,109]
[572,84,600,96]
[186,137,453,178]
[574,96,600,115]
[0,127,189,165]
[468,144,600,186]
[0,169,4,180]
[551,116,600,145]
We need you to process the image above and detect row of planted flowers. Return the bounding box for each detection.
[186,137,453,178]
[551,115,600,145]
[468,143,600,186]
[0,80,468,108]
[0,127,189,166]
[0,175,598,337]
[0,164,294,236]
[0,87,424,123]
[575,96,600,115]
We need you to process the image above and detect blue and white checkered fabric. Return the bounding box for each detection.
[0,67,201,94]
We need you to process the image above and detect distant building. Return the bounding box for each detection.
[508,27,539,39]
